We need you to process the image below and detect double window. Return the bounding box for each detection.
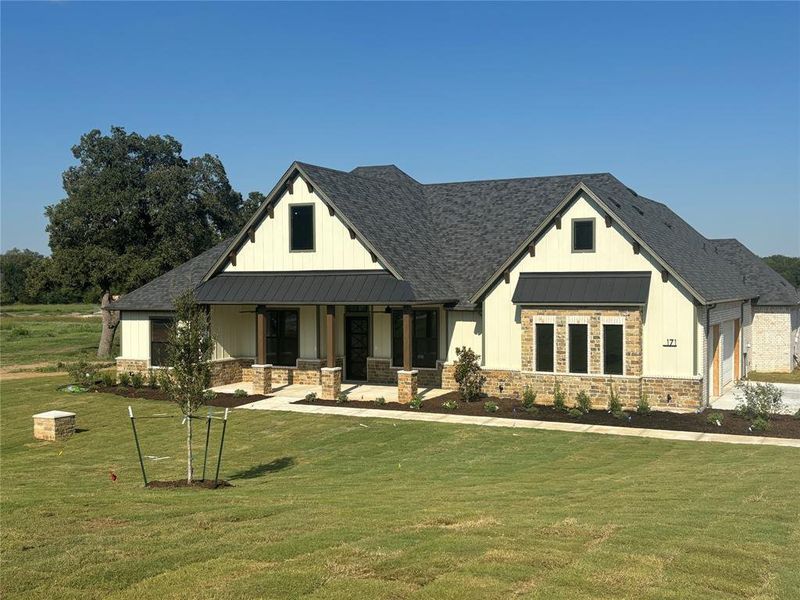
[533,320,625,375]
[150,317,173,367]
[266,309,299,366]
[290,204,314,251]
[391,309,438,368]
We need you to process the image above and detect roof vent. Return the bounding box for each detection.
[633,205,644,216]
[608,196,622,208]
[663,221,673,229]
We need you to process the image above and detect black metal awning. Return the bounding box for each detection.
[512,272,651,305]
[194,270,417,305]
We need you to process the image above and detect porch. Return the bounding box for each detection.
[210,381,452,404]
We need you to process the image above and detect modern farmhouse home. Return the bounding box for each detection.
[110,162,799,409]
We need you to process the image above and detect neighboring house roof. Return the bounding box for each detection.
[712,239,800,306]
[112,162,765,312]
[512,272,651,306]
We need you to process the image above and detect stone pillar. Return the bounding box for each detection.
[251,364,273,395]
[33,410,76,441]
[397,369,418,404]
[321,366,342,400]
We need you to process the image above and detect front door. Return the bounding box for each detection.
[345,316,369,380]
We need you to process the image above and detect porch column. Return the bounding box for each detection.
[398,305,418,404]
[321,304,341,400]
[256,306,267,365]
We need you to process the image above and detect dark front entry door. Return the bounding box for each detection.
[345,316,369,380]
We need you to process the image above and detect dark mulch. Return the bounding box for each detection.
[145,479,232,489]
[93,385,267,408]
[295,392,800,439]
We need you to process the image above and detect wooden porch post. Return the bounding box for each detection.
[402,305,412,371]
[326,305,336,368]
[256,306,267,365]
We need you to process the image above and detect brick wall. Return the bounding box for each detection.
[115,358,149,379]
[209,358,254,386]
[367,357,443,388]
[750,306,793,372]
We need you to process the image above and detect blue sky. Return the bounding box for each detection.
[2,1,798,256]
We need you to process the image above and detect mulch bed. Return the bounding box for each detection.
[295,392,800,439]
[146,479,232,489]
[93,385,267,408]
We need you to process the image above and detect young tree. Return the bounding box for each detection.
[160,292,213,483]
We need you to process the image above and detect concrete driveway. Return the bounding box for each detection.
[711,383,800,415]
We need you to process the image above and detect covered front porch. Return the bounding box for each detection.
[211,380,452,404]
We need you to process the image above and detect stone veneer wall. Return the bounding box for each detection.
[210,358,254,387]
[243,358,342,386]
[366,357,443,388]
[116,358,149,378]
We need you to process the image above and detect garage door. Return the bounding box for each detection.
[721,320,735,388]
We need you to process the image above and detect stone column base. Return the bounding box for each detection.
[251,364,273,395]
[397,369,418,404]
[321,367,342,400]
[33,410,76,441]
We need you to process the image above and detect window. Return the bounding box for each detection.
[391,309,439,368]
[266,310,299,366]
[150,317,173,367]
[535,323,555,372]
[290,204,314,251]
[572,218,595,252]
[603,324,624,375]
[568,323,588,373]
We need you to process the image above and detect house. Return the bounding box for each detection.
[110,162,799,409]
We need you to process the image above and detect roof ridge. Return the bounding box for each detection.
[423,172,611,187]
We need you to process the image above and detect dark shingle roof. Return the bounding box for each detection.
[109,239,231,311]
[713,239,800,306]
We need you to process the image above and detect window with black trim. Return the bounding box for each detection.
[572,218,595,252]
[603,324,624,375]
[290,205,314,251]
[391,309,439,368]
[568,323,588,373]
[150,317,173,367]
[535,323,554,372]
[266,309,299,366]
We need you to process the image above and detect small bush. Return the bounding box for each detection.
[608,384,622,414]
[524,404,539,415]
[636,394,651,415]
[147,369,158,388]
[233,388,248,398]
[794,408,800,420]
[484,401,499,413]
[706,411,724,427]
[374,396,386,405]
[442,399,458,410]
[750,416,769,433]
[100,371,116,387]
[611,409,628,420]
[454,346,486,402]
[409,395,424,409]
[304,392,318,402]
[336,391,349,404]
[552,382,567,412]
[522,386,537,409]
[202,389,217,404]
[66,359,98,387]
[575,391,591,414]
[130,372,144,388]
[735,382,783,419]
[118,371,131,386]
[568,407,583,419]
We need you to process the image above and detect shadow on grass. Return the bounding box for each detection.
[228,457,295,480]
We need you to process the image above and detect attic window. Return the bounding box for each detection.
[572,219,595,252]
[290,204,314,251]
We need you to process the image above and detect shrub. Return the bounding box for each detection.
[130,372,144,388]
[233,388,248,398]
[118,371,131,386]
[454,346,486,402]
[795,408,800,420]
[552,382,567,411]
[750,416,769,433]
[706,412,724,427]
[442,399,458,410]
[575,391,591,414]
[202,389,217,404]
[524,404,539,415]
[608,384,622,414]
[336,391,349,404]
[484,401,499,413]
[568,407,583,419]
[735,382,783,419]
[409,395,424,409]
[636,394,651,415]
[304,392,318,402]
[374,396,386,405]
[147,369,158,388]
[611,410,628,420]
[100,371,116,387]
[66,359,98,387]
[522,386,537,409]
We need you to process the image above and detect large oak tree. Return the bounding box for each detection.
[45,127,255,357]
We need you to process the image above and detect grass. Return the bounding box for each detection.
[0,303,117,367]
[2,376,800,599]
[748,370,800,385]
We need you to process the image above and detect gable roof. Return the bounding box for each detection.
[113,162,765,311]
[712,239,799,306]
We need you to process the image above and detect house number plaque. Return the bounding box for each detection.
[663,339,677,348]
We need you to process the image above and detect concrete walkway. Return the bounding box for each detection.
[711,382,800,415]
[238,396,800,448]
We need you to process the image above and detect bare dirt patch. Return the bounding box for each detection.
[145,479,231,489]
[94,385,267,408]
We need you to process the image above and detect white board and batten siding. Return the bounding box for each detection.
[477,194,700,378]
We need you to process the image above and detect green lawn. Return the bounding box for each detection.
[748,370,800,385]
[2,377,799,599]
[0,303,117,367]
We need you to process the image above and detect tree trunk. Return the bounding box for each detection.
[98,290,121,358]
[187,414,194,484]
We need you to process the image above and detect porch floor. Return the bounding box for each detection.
[210,381,452,404]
